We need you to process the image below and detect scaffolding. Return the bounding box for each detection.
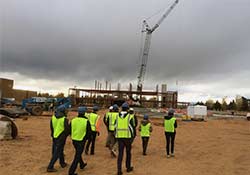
[68,83,177,108]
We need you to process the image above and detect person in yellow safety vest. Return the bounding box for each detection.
[85,105,101,155]
[115,102,134,175]
[85,107,91,119]
[68,106,91,175]
[47,105,70,172]
[164,108,177,158]
[128,108,138,143]
[139,114,152,155]
[106,104,119,157]
[103,106,113,148]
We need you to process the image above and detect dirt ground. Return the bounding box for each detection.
[1,110,250,175]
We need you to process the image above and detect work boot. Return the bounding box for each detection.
[127,167,134,173]
[167,155,171,158]
[117,171,123,175]
[171,153,175,157]
[80,162,87,169]
[61,162,68,168]
[47,168,57,172]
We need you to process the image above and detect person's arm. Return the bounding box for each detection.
[69,122,72,136]
[64,118,70,136]
[174,119,177,128]
[103,113,108,126]
[105,114,109,128]
[134,115,138,127]
[85,121,91,140]
[150,122,153,132]
[129,118,136,137]
[50,119,53,138]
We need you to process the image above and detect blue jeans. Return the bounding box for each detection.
[47,138,66,169]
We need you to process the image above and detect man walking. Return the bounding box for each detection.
[164,109,177,158]
[139,114,152,155]
[106,104,119,157]
[104,106,113,148]
[128,108,138,143]
[115,102,134,175]
[47,105,69,172]
[85,106,100,155]
[68,106,91,175]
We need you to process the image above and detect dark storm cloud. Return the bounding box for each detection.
[1,0,250,96]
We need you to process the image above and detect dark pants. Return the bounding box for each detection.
[48,138,66,169]
[141,137,149,154]
[165,132,176,155]
[106,130,111,147]
[117,138,132,173]
[85,131,97,154]
[68,140,86,175]
[108,131,117,150]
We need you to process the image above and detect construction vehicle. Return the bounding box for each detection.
[21,97,71,116]
[137,0,179,92]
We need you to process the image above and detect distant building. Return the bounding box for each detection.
[0,78,37,102]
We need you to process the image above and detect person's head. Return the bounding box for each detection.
[129,108,134,114]
[78,106,87,115]
[143,114,149,120]
[121,102,129,111]
[113,104,119,112]
[109,106,113,112]
[93,105,99,112]
[55,105,66,117]
[168,108,175,116]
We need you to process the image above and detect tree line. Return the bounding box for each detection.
[196,96,250,111]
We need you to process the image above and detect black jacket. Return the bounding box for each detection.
[50,114,70,141]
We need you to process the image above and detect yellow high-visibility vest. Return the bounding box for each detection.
[105,112,111,123]
[71,117,88,141]
[115,114,132,138]
[89,113,99,131]
[109,112,119,131]
[164,118,176,132]
[140,123,151,137]
[52,115,65,138]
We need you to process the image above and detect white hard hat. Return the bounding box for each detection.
[129,108,134,111]
[109,106,113,110]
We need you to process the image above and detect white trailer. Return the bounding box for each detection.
[187,105,207,121]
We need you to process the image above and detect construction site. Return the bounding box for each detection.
[1,0,250,175]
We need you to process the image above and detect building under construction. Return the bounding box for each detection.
[69,82,178,108]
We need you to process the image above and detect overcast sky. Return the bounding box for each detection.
[1,0,250,102]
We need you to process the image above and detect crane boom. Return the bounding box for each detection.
[137,0,179,92]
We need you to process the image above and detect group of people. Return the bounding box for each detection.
[47,102,177,175]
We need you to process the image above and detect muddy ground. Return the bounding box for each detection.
[0,110,250,175]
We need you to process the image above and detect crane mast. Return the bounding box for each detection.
[137,0,179,92]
